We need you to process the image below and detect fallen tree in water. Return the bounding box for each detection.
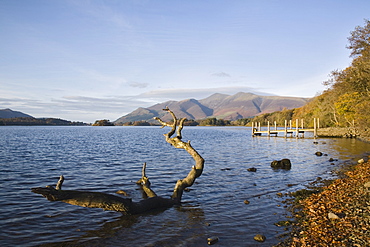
[32,108,204,214]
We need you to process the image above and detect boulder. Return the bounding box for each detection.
[254,234,266,242]
[271,159,291,170]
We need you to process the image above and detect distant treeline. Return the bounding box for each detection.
[118,118,251,127]
[0,117,87,126]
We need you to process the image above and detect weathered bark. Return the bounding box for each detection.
[31,108,204,214]
[154,107,204,202]
[31,168,174,215]
[135,162,157,198]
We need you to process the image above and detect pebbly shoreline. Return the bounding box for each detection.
[281,159,370,246]
[317,127,370,143]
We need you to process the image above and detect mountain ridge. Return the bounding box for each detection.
[0,108,34,118]
[115,92,310,124]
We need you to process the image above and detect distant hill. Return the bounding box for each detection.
[0,108,87,126]
[115,92,310,124]
[0,108,33,118]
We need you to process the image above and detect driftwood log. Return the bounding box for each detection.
[32,108,204,214]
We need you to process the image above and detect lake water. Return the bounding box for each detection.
[1,126,369,246]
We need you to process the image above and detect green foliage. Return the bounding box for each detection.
[122,121,157,126]
[92,119,115,126]
[251,108,294,126]
[292,19,370,131]
[183,119,199,126]
[0,117,87,126]
[122,118,248,127]
[231,118,251,126]
[198,118,231,126]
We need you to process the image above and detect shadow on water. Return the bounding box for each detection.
[41,204,207,247]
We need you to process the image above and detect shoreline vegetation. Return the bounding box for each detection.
[0,117,87,126]
[279,159,370,246]
[2,116,369,142]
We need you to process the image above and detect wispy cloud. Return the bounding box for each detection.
[0,85,273,122]
[211,72,231,78]
[0,95,154,122]
[129,82,149,88]
[139,86,272,101]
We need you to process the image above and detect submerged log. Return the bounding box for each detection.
[32,186,135,213]
[32,108,204,214]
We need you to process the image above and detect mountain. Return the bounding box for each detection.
[0,108,34,118]
[0,108,88,126]
[114,92,310,124]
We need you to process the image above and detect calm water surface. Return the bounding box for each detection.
[1,126,369,246]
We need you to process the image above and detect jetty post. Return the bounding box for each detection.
[296,119,299,138]
[284,120,287,137]
[301,119,304,137]
[251,118,318,137]
[317,118,320,129]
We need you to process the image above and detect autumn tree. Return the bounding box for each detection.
[347,19,370,58]
[251,108,294,126]
[293,19,370,135]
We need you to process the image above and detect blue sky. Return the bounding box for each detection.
[1,0,369,122]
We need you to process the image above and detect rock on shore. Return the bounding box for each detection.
[317,127,358,138]
[317,127,370,143]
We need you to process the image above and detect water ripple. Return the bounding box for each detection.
[0,126,369,246]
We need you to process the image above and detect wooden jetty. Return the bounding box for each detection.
[252,118,319,138]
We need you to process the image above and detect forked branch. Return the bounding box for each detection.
[154,107,204,202]
[32,108,204,213]
[136,162,157,198]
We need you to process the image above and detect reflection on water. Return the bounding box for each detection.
[0,126,369,246]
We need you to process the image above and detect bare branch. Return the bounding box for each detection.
[154,108,204,202]
[177,117,186,139]
[32,108,202,214]
[55,175,64,190]
[136,163,157,198]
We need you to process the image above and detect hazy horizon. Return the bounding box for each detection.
[1,1,369,122]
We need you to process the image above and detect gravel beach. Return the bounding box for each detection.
[284,159,370,246]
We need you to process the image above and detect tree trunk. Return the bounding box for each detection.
[32,108,204,214]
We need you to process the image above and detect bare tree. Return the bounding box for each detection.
[32,108,204,214]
